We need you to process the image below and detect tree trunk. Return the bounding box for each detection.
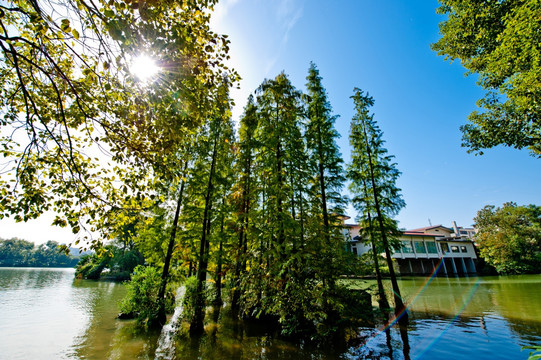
[231,151,252,313]
[157,161,188,326]
[316,121,330,240]
[190,136,218,335]
[362,123,408,324]
[214,197,226,306]
[366,210,390,311]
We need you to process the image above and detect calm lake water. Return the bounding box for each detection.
[0,267,540,359]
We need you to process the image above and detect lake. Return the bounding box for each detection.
[0,268,540,359]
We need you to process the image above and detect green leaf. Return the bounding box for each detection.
[60,19,70,32]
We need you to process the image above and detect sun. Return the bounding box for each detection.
[130,54,160,81]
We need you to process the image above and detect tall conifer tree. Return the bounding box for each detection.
[189,82,236,334]
[253,73,304,269]
[304,63,346,287]
[230,95,259,312]
[348,88,408,323]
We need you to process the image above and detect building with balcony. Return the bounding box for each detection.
[345,223,477,276]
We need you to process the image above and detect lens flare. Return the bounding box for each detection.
[355,259,481,358]
[130,54,160,81]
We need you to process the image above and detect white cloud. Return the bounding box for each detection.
[276,0,304,44]
[212,0,241,24]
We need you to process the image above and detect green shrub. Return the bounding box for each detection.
[182,276,213,323]
[119,265,174,329]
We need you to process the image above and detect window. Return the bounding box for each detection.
[401,241,414,253]
[451,246,459,253]
[440,243,449,253]
[426,241,438,253]
[351,246,357,255]
[414,241,426,253]
[460,246,467,253]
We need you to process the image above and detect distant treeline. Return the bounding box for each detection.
[0,238,82,268]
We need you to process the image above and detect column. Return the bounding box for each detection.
[460,258,467,274]
[450,258,457,274]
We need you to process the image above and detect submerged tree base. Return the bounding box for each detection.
[166,303,374,359]
[180,285,374,344]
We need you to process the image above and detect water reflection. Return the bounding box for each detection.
[397,275,541,346]
[172,308,343,360]
[71,279,161,359]
[398,324,410,360]
[2,269,541,359]
[0,267,70,298]
[348,275,541,359]
[0,268,88,359]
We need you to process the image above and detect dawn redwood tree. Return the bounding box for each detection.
[156,159,189,325]
[237,73,313,329]
[253,73,304,270]
[305,62,346,237]
[230,95,259,313]
[432,0,541,157]
[358,178,390,311]
[207,103,237,308]
[189,82,236,335]
[232,72,363,338]
[348,88,407,323]
[304,62,346,288]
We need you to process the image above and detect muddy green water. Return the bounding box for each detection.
[0,268,540,359]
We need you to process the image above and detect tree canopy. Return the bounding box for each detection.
[474,202,541,274]
[0,0,236,249]
[0,238,80,267]
[432,0,541,157]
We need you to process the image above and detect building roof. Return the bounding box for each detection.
[402,231,443,237]
[436,236,473,243]
[407,225,453,232]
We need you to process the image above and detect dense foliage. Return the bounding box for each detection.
[0,0,236,249]
[1,0,375,339]
[432,0,541,157]
[474,202,541,274]
[119,265,175,328]
[0,238,79,267]
[74,244,144,280]
[224,70,364,338]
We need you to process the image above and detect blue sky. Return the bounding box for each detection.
[2,0,540,244]
[211,0,541,229]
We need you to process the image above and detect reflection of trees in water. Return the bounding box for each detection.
[398,324,411,360]
[71,280,161,359]
[171,307,349,360]
[0,267,68,290]
[67,275,541,359]
[350,326,411,360]
[396,275,541,330]
[489,276,541,341]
